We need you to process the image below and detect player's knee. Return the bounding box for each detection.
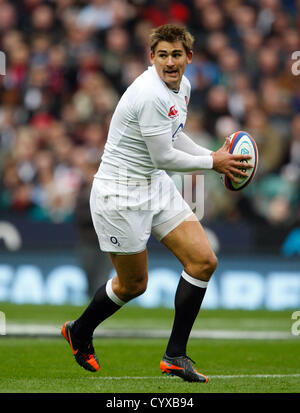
[132,279,148,298]
[119,278,148,300]
[186,253,218,282]
[201,254,218,281]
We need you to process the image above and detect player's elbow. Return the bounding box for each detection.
[152,152,174,170]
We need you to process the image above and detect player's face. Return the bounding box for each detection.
[150,41,193,90]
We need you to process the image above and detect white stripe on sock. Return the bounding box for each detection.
[181,270,208,288]
[106,279,126,306]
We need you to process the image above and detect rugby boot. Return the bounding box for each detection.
[160,353,208,383]
[61,321,100,372]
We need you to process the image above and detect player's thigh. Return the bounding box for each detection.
[110,249,148,292]
[161,214,218,277]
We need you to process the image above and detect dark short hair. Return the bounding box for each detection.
[150,24,194,55]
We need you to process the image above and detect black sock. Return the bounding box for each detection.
[72,280,124,340]
[165,272,208,357]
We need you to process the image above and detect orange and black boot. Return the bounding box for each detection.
[61,321,100,372]
[160,353,208,383]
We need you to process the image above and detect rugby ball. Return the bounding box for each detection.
[224,130,258,191]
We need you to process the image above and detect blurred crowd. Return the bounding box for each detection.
[1,0,300,229]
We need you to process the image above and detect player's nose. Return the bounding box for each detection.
[166,55,175,66]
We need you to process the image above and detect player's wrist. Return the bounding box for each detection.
[211,152,216,170]
[199,155,214,170]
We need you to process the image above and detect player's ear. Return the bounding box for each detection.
[187,50,193,64]
[150,50,155,64]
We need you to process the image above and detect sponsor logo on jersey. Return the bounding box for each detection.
[110,236,120,246]
[168,105,178,119]
[172,123,183,142]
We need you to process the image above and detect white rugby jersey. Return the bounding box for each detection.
[95,65,191,181]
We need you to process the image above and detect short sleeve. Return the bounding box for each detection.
[137,97,172,137]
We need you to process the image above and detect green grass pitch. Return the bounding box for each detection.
[0,304,299,393]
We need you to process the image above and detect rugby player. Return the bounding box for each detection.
[61,24,252,382]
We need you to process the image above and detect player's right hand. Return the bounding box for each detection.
[211,137,253,184]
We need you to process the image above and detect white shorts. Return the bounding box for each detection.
[90,172,193,254]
